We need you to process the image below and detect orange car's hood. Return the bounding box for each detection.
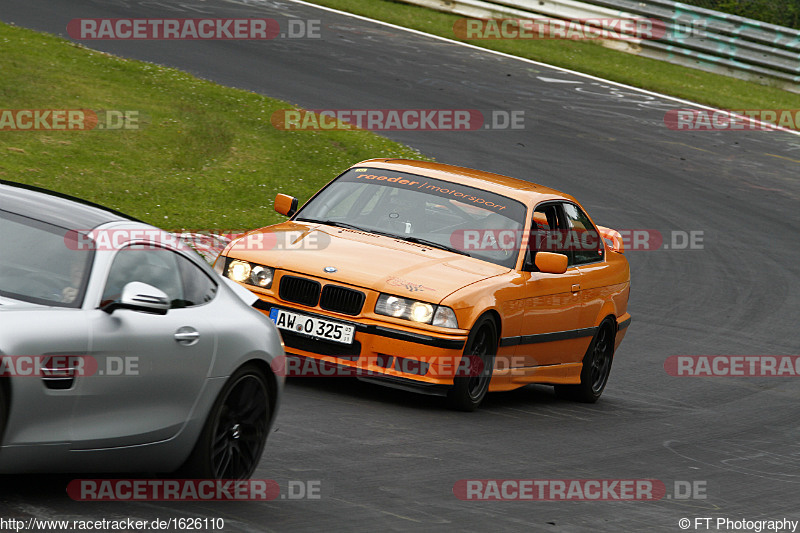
[228,222,510,302]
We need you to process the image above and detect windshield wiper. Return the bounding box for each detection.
[398,236,471,257]
[295,218,367,232]
[296,218,401,239]
[296,218,470,256]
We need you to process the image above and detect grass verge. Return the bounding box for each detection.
[303,0,800,111]
[0,22,427,230]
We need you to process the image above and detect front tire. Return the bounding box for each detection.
[182,365,271,479]
[555,319,615,403]
[0,381,7,445]
[447,316,497,412]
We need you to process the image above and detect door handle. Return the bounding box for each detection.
[174,327,200,346]
[571,284,581,292]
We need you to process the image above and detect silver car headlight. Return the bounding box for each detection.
[225,259,274,289]
[375,294,458,329]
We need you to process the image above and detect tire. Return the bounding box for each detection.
[181,365,271,479]
[446,316,497,412]
[555,319,615,403]
[0,382,7,445]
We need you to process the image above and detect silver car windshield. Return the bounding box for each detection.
[295,168,527,268]
[0,210,93,308]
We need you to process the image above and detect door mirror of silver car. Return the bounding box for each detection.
[102,282,170,315]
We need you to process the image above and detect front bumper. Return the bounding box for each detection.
[253,300,469,386]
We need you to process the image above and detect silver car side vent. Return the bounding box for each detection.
[41,359,78,390]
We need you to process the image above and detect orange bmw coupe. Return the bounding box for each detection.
[214,159,630,410]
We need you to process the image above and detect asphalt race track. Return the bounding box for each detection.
[2,0,800,531]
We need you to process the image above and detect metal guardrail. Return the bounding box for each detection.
[398,0,800,92]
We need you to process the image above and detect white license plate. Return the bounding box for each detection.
[269,308,355,345]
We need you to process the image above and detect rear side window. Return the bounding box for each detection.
[562,203,603,265]
[176,252,218,306]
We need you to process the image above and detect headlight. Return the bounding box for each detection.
[375,294,458,328]
[228,260,251,283]
[382,295,406,317]
[432,306,458,328]
[251,265,273,288]
[410,301,434,323]
[226,259,274,289]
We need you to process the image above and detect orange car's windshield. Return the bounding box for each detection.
[295,168,527,269]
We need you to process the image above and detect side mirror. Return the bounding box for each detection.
[534,252,568,274]
[102,282,169,315]
[274,194,298,217]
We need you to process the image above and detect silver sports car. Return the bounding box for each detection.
[0,180,284,479]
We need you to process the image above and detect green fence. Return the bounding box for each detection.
[679,0,799,29]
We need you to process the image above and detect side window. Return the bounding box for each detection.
[531,204,564,235]
[562,203,603,265]
[526,203,567,269]
[175,253,218,307]
[101,247,216,309]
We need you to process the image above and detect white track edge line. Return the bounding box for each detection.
[287,0,800,138]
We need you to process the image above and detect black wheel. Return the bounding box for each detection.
[555,319,615,403]
[182,365,271,479]
[447,316,497,412]
[0,382,7,445]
